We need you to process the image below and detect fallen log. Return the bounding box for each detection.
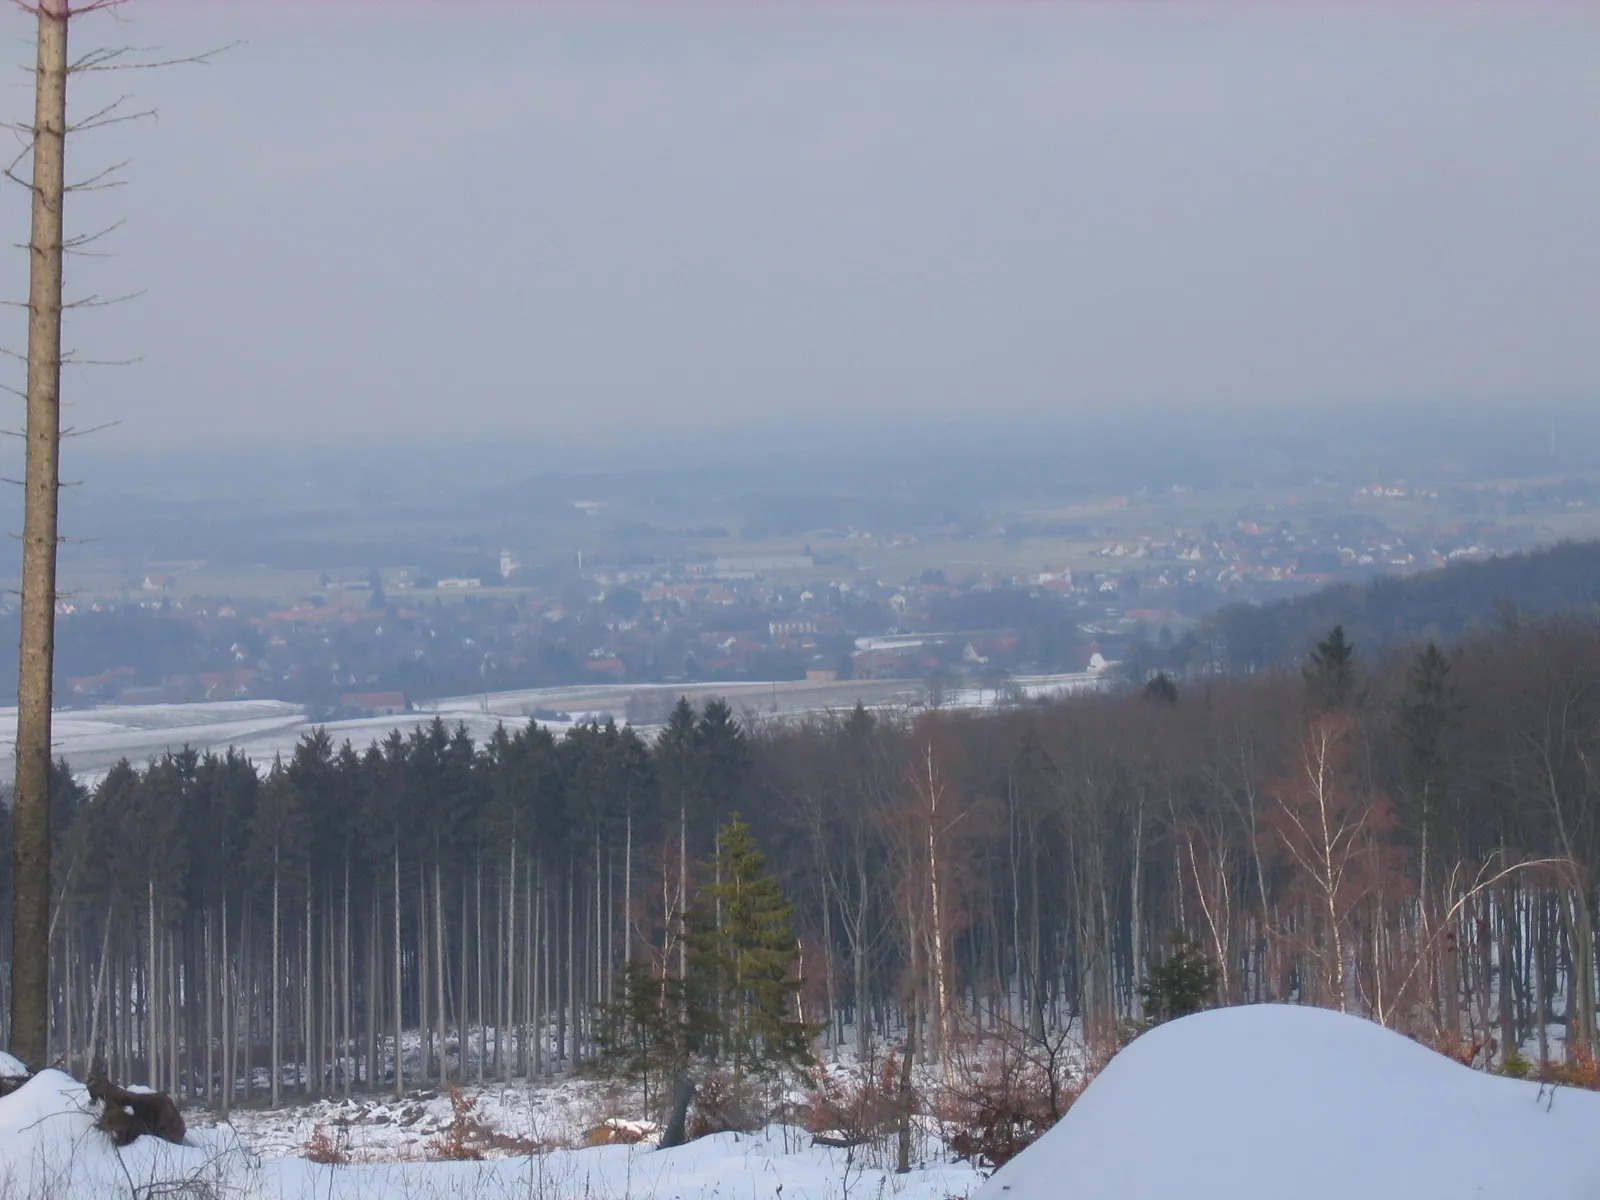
[86,1073,186,1147]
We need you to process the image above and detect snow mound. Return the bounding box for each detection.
[0,1051,25,1078]
[0,1069,252,1197]
[979,1004,1600,1200]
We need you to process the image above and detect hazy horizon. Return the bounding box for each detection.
[1,1,1597,450]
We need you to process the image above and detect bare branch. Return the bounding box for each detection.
[62,288,146,309]
[60,419,120,438]
[69,42,236,75]
[63,219,126,249]
[60,352,143,368]
[66,106,151,134]
[63,158,131,191]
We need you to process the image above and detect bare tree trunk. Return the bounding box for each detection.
[304,884,314,1096]
[202,912,214,1103]
[61,921,72,1078]
[166,927,177,1096]
[1130,791,1145,1019]
[923,746,950,1068]
[896,1000,916,1174]
[393,843,403,1098]
[476,854,486,1083]
[460,870,470,1083]
[503,839,516,1081]
[8,0,68,1074]
[434,859,446,1086]
[567,862,578,1067]
[534,865,545,1076]
[148,882,160,1090]
[271,854,281,1109]
[678,806,688,982]
[521,853,533,1077]
[623,812,632,966]
[366,892,378,1090]
[343,856,352,1096]
[86,907,112,1076]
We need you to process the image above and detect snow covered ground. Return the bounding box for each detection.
[0,1067,979,1200]
[7,1005,1600,1198]
[978,1004,1600,1200]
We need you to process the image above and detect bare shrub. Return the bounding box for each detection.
[426,1087,491,1161]
[305,1121,351,1165]
[806,1049,902,1146]
[941,1014,1085,1172]
[686,1068,759,1139]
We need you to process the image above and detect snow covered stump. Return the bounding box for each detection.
[86,1072,187,1147]
[976,1005,1600,1200]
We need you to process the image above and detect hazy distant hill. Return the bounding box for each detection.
[1137,540,1600,677]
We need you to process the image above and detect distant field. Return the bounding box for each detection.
[25,472,1600,605]
[0,672,1102,782]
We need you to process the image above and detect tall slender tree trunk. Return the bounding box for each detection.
[1129,793,1145,1019]
[521,853,533,1077]
[9,0,69,1073]
[304,884,314,1095]
[434,859,446,1086]
[623,813,632,966]
[87,907,112,1077]
[567,861,578,1066]
[271,854,281,1109]
[534,865,545,1076]
[148,882,159,1090]
[923,746,950,1068]
[476,854,486,1083]
[367,892,378,1090]
[203,911,214,1104]
[896,999,916,1175]
[343,856,352,1096]
[393,842,403,1098]
[503,838,516,1081]
[166,926,178,1096]
[855,860,871,1060]
[418,865,430,1083]
[679,806,688,982]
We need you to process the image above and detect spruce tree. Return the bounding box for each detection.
[590,958,700,1113]
[1139,933,1220,1025]
[1304,625,1356,710]
[688,817,814,1084]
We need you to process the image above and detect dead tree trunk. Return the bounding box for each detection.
[8,0,68,1075]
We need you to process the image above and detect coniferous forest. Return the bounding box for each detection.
[3,613,1600,1110]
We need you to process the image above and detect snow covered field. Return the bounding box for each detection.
[6,1005,1598,1198]
[0,671,1106,782]
[0,1065,979,1200]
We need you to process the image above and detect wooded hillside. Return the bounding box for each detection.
[2,612,1599,1105]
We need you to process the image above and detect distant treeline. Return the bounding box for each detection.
[3,608,1600,1106]
[1128,538,1600,679]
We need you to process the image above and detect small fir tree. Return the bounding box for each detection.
[590,958,702,1114]
[1139,933,1220,1025]
[688,816,816,1083]
[1303,625,1356,710]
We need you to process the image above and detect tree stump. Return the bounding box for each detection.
[86,1073,187,1147]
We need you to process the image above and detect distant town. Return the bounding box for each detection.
[17,467,1598,714]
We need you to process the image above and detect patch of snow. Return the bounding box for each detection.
[978,1004,1600,1200]
[0,1069,256,1197]
[0,1051,26,1078]
[2,1070,978,1200]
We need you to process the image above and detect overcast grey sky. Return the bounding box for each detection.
[4,1,1598,447]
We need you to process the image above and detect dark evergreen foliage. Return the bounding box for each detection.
[1138,934,1220,1025]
